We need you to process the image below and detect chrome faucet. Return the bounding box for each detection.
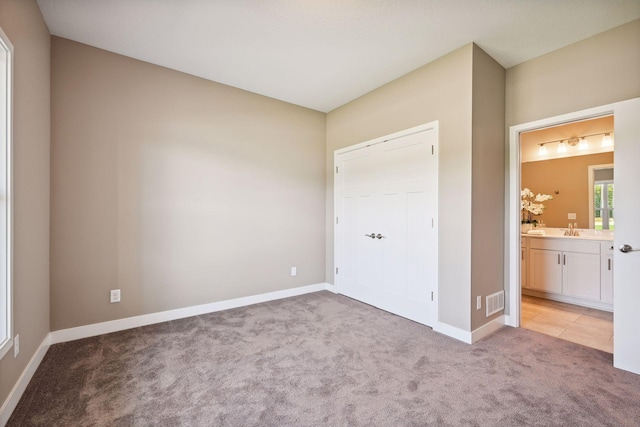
[564,223,580,237]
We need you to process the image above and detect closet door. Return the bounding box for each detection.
[335,126,438,326]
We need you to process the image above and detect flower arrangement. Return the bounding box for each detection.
[521,188,553,225]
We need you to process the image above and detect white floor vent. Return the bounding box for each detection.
[486,291,505,317]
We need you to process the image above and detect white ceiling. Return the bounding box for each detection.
[37,0,640,112]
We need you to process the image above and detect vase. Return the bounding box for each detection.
[521,223,533,233]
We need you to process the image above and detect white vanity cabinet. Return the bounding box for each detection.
[528,248,562,293]
[563,251,601,300]
[523,236,612,311]
[521,237,528,289]
[601,242,614,304]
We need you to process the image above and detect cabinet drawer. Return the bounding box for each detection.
[529,237,600,254]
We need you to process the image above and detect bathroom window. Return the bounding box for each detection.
[594,181,614,230]
[0,26,12,360]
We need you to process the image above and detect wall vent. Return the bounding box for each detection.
[486,291,505,317]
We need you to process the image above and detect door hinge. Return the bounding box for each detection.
[431,145,434,155]
[431,291,434,301]
[432,218,434,228]
[336,216,339,224]
[336,267,339,275]
[336,166,339,173]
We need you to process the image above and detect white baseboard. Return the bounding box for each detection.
[324,283,337,293]
[471,315,506,343]
[504,314,518,328]
[433,322,472,344]
[434,315,506,344]
[0,333,51,426]
[51,283,332,345]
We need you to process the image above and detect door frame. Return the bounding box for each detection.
[333,120,439,326]
[507,103,615,329]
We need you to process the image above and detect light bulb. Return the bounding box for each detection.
[538,144,547,156]
[601,133,613,147]
[578,137,588,150]
[557,141,567,153]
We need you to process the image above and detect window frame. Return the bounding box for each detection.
[588,163,614,230]
[594,180,614,230]
[0,25,13,360]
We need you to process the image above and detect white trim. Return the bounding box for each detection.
[504,315,517,328]
[508,104,616,332]
[0,333,51,426]
[522,289,613,312]
[51,283,332,344]
[434,316,507,344]
[0,24,14,361]
[471,315,506,343]
[433,322,472,344]
[333,122,437,156]
[323,283,337,293]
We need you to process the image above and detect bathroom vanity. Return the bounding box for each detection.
[521,229,614,311]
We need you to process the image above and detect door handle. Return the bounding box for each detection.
[376,234,386,239]
[620,244,640,253]
[364,233,376,239]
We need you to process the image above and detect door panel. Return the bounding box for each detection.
[528,249,562,294]
[407,192,429,301]
[563,252,600,300]
[613,97,640,373]
[381,192,406,297]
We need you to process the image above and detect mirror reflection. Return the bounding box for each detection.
[520,116,614,229]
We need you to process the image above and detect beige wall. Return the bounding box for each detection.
[50,38,326,330]
[327,44,504,332]
[522,152,614,229]
[506,19,640,127]
[470,45,505,330]
[505,19,640,315]
[0,0,50,408]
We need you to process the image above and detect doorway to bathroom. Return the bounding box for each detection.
[507,97,640,374]
[518,115,614,353]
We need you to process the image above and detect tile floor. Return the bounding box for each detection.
[521,295,613,353]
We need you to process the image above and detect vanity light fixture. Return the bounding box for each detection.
[533,131,613,157]
[557,141,567,153]
[578,137,589,150]
[601,133,613,147]
[566,137,579,147]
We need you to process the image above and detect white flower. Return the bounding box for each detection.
[535,193,553,202]
[521,188,553,222]
[521,188,534,198]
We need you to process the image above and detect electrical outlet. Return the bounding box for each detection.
[110,289,121,303]
[291,267,297,277]
[14,334,19,357]
[476,296,482,310]
[568,213,577,220]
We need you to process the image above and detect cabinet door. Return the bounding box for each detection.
[521,237,528,289]
[528,249,562,294]
[601,254,614,304]
[563,252,601,300]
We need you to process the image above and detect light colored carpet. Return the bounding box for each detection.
[8,291,640,426]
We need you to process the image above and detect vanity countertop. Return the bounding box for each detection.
[521,228,614,241]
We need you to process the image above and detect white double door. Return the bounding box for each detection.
[335,125,438,326]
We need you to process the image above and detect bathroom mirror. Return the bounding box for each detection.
[520,116,614,229]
